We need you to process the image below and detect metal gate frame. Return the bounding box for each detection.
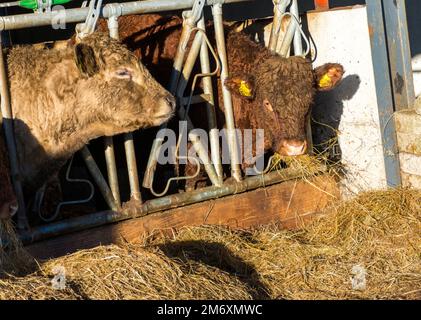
[2,0,410,243]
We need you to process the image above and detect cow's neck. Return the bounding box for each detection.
[18,119,116,195]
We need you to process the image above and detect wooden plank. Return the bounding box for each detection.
[26,175,339,260]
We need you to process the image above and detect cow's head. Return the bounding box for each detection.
[73,33,175,133]
[225,55,343,156]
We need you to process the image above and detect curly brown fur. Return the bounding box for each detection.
[99,14,343,188]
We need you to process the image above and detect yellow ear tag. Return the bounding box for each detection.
[238,80,252,97]
[318,73,332,88]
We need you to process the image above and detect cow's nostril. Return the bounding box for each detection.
[279,139,307,156]
[165,95,176,110]
[9,200,18,216]
[0,200,18,219]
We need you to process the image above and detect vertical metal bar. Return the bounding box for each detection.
[143,14,194,189]
[80,147,119,211]
[269,0,283,53]
[269,0,289,53]
[123,133,141,201]
[290,0,302,56]
[382,0,415,110]
[169,18,195,93]
[103,16,121,205]
[278,17,296,57]
[109,15,142,202]
[103,137,120,204]
[0,32,28,229]
[289,1,313,153]
[198,17,223,180]
[366,0,402,187]
[174,22,221,187]
[176,29,203,98]
[187,129,221,187]
[212,3,242,182]
[101,17,121,206]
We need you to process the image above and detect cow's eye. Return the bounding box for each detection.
[115,68,132,79]
[263,99,274,112]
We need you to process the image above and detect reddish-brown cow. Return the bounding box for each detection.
[97,15,343,170]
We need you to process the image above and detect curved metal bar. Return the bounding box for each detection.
[80,147,119,211]
[149,28,222,196]
[212,3,242,182]
[278,12,310,57]
[146,20,223,196]
[269,0,291,53]
[37,155,95,223]
[198,17,223,181]
[251,154,277,175]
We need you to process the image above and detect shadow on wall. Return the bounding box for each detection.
[159,240,270,299]
[311,74,361,162]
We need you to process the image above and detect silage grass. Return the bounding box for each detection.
[0,219,35,275]
[0,187,419,300]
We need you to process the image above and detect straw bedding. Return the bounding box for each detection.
[0,186,419,300]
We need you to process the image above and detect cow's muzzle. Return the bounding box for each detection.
[152,94,176,126]
[277,139,307,156]
[0,199,18,220]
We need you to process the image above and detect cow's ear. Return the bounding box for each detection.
[74,43,99,77]
[225,74,255,99]
[314,63,344,91]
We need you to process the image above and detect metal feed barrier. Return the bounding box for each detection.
[0,0,306,240]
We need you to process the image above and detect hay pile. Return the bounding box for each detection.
[0,219,35,275]
[0,188,420,300]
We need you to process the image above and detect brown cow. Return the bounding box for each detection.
[97,15,343,173]
[0,131,18,219]
[7,32,175,197]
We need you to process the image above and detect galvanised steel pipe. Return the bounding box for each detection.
[19,164,325,244]
[142,9,197,190]
[0,2,19,8]
[144,6,223,190]
[278,12,296,57]
[212,3,242,182]
[268,0,289,53]
[80,146,119,211]
[290,0,302,55]
[0,0,252,31]
[103,137,121,205]
[173,19,222,187]
[124,132,142,201]
[0,32,27,229]
[99,16,122,206]
[108,15,142,202]
[188,130,222,187]
[172,8,221,188]
[175,30,203,98]
[198,17,223,180]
